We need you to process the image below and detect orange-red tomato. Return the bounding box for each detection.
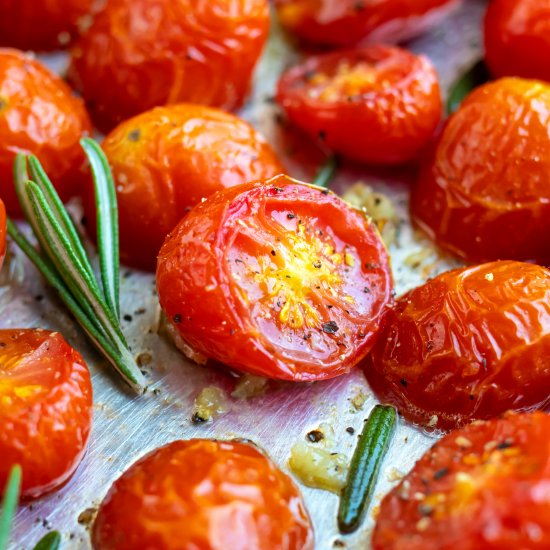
[92,439,314,550]
[69,0,270,132]
[0,199,5,270]
[484,0,550,83]
[0,0,97,51]
[373,411,550,550]
[276,47,442,165]
[82,104,284,271]
[157,175,393,381]
[0,49,92,217]
[275,0,460,48]
[411,78,550,263]
[0,329,93,500]
[363,261,550,431]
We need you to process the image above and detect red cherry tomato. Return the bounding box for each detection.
[484,0,550,83]
[373,411,550,550]
[69,0,270,132]
[274,0,460,48]
[92,439,314,550]
[276,47,442,165]
[82,104,284,271]
[157,175,393,381]
[0,329,93,500]
[0,49,92,217]
[0,199,5,270]
[363,261,550,431]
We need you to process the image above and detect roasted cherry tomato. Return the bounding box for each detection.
[157,175,393,381]
[0,0,97,51]
[0,329,93,500]
[364,261,550,431]
[0,199,5,270]
[82,104,284,271]
[411,78,550,263]
[69,0,270,132]
[275,0,460,48]
[484,0,550,83]
[373,411,550,549]
[276,47,442,165]
[0,49,92,217]
[92,439,314,550]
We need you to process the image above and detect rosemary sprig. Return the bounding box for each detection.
[446,59,491,115]
[33,531,61,550]
[0,465,21,550]
[312,155,338,189]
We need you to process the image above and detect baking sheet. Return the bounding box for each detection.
[2,2,487,548]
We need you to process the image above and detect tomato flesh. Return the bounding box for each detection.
[0,199,5,270]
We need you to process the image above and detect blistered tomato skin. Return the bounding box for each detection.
[0,49,92,217]
[412,78,550,263]
[275,0,460,48]
[373,412,550,550]
[0,199,6,270]
[69,0,270,133]
[157,175,393,381]
[276,47,442,165]
[364,261,550,431]
[82,104,284,271]
[0,329,93,500]
[484,0,550,83]
[92,439,314,550]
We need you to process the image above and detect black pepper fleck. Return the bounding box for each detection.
[173,314,182,324]
[306,430,325,443]
[322,321,339,334]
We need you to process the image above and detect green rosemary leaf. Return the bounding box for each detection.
[32,530,61,550]
[312,155,338,189]
[0,465,21,550]
[446,59,491,115]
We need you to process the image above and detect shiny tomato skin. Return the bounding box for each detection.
[0,329,93,500]
[363,261,550,431]
[69,0,270,133]
[275,0,460,48]
[484,0,550,83]
[0,49,92,217]
[0,199,5,270]
[82,104,284,271]
[92,439,314,550]
[157,175,393,381]
[373,411,550,550]
[411,78,550,263]
[276,46,442,165]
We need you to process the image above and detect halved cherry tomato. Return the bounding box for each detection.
[484,0,550,83]
[92,439,314,550]
[276,47,442,165]
[0,49,92,217]
[373,411,550,550]
[82,104,284,271]
[69,0,270,132]
[0,329,93,500]
[0,198,5,270]
[363,261,550,431]
[157,175,393,381]
[275,0,460,48]
[411,78,550,263]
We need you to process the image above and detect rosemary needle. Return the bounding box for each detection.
[312,155,338,189]
[32,530,61,550]
[0,465,21,550]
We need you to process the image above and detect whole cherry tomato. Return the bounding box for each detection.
[276,46,442,165]
[373,411,550,550]
[0,49,92,217]
[484,0,550,83]
[92,439,314,550]
[363,261,550,431]
[82,104,284,271]
[0,0,98,51]
[69,0,270,132]
[0,199,5,270]
[275,0,460,48]
[411,78,550,263]
[0,329,93,500]
[157,175,393,381]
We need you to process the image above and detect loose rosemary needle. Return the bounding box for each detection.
[0,465,21,550]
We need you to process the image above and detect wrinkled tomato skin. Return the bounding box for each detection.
[157,175,393,381]
[0,49,92,217]
[275,0,460,48]
[0,0,97,51]
[373,412,550,550]
[82,104,284,271]
[276,47,442,165]
[0,199,5,270]
[69,0,270,133]
[363,261,550,431]
[411,78,550,263]
[92,439,314,550]
[484,0,550,83]
[0,329,93,500]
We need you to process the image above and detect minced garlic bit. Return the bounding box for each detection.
[192,386,229,422]
[350,389,368,411]
[455,436,473,448]
[386,467,405,482]
[231,374,268,399]
[485,272,494,281]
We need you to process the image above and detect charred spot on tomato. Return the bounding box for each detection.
[0,97,7,112]
[127,129,141,142]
